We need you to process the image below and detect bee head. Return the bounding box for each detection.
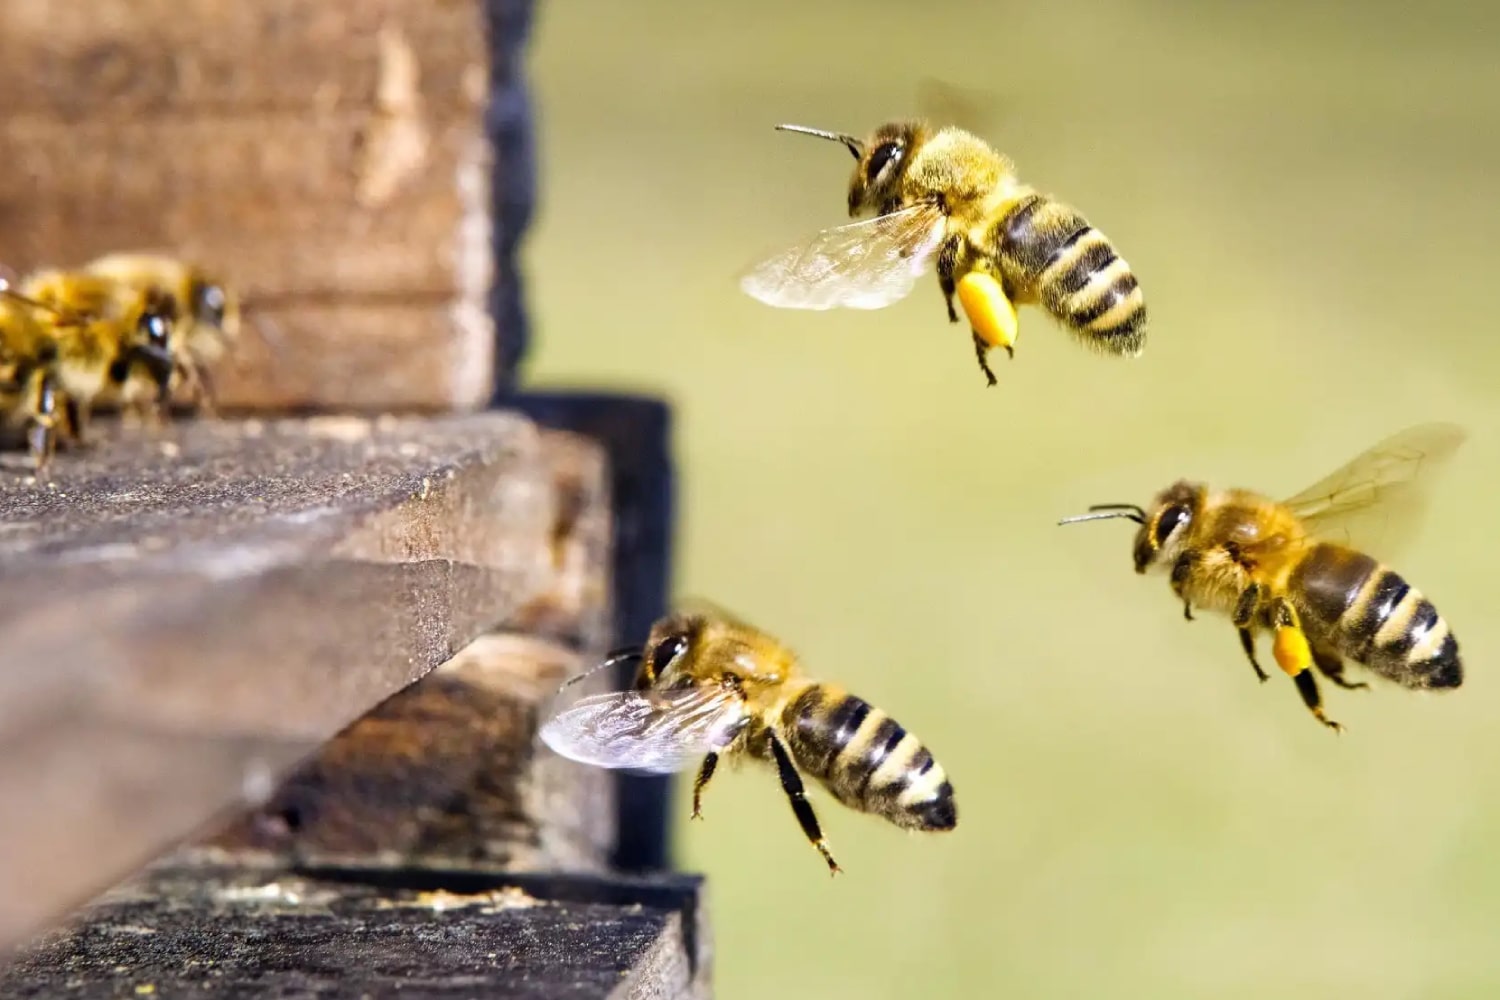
[846,121,925,217]
[1133,481,1205,574]
[773,120,926,217]
[1058,480,1204,574]
[640,612,709,690]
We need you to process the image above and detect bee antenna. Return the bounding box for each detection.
[0,286,68,321]
[554,646,644,695]
[774,123,864,161]
[1057,503,1147,526]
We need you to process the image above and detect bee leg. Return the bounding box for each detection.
[26,371,60,479]
[1269,599,1343,732]
[691,752,718,821]
[768,732,840,875]
[1237,628,1270,683]
[65,397,91,448]
[1169,551,1198,619]
[938,235,960,323]
[184,359,219,418]
[1227,581,1271,682]
[971,331,998,387]
[1312,643,1368,691]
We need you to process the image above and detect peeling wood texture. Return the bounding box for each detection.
[203,632,617,873]
[0,865,711,999]
[0,0,500,411]
[0,413,609,954]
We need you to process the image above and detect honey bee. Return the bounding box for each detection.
[80,253,240,413]
[740,119,1147,386]
[539,608,957,874]
[0,290,71,471]
[1060,424,1467,731]
[0,270,180,473]
[15,270,179,438]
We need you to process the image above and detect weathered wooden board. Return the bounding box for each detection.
[201,637,616,871]
[0,0,502,410]
[0,413,609,954]
[0,865,711,999]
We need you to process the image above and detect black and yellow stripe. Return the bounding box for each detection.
[782,686,956,832]
[992,194,1147,357]
[1289,543,1462,690]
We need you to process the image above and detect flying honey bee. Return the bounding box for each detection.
[1059,423,1467,731]
[539,607,957,874]
[81,253,240,413]
[739,119,1147,386]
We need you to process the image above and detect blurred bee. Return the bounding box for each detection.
[740,117,1146,386]
[16,270,179,439]
[1060,424,1467,731]
[0,289,71,472]
[539,607,957,874]
[81,253,240,413]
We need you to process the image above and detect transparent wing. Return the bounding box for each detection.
[739,203,946,311]
[539,684,747,775]
[1282,422,1467,554]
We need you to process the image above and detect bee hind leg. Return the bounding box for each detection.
[768,732,840,875]
[1269,598,1343,732]
[691,752,718,820]
[971,331,999,387]
[1312,644,1368,691]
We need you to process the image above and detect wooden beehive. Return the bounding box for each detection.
[0,0,496,411]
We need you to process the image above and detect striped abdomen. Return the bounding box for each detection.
[1288,543,1461,689]
[992,193,1146,356]
[781,685,955,831]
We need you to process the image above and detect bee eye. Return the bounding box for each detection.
[195,283,226,326]
[651,634,689,675]
[1154,505,1189,546]
[141,313,170,347]
[865,141,901,185]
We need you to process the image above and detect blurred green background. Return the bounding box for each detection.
[525,2,1500,996]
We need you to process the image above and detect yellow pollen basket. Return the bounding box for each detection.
[1272,626,1312,676]
[956,271,1018,352]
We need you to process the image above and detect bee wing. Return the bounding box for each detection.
[538,685,747,775]
[1281,422,1467,554]
[739,203,946,311]
[915,77,1007,138]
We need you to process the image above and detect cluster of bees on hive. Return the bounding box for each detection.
[0,254,237,476]
[537,111,1471,875]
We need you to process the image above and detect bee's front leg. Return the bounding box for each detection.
[25,370,61,479]
[1169,550,1198,620]
[691,752,718,821]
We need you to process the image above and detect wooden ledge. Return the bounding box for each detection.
[0,413,608,953]
[0,864,710,999]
